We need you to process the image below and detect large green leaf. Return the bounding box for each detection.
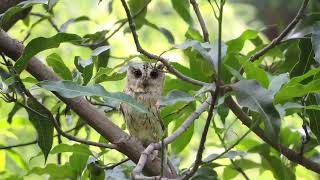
[60,16,90,32]
[241,61,269,88]
[231,80,281,142]
[26,98,54,162]
[70,152,89,177]
[46,53,72,80]
[275,68,320,104]
[160,90,194,106]
[28,163,75,178]
[50,144,93,156]
[74,56,94,85]
[14,33,82,74]
[290,38,316,77]
[226,29,259,53]
[37,80,147,112]
[171,0,193,24]
[128,0,150,29]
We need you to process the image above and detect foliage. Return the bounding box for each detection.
[0,0,320,179]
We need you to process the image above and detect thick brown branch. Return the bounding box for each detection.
[225,96,320,173]
[0,29,174,178]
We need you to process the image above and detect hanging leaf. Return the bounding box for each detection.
[37,80,147,112]
[50,144,93,156]
[171,0,193,24]
[46,53,72,80]
[275,68,320,103]
[74,56,94,85]
[241,61,269,88]
[226,29,259,53]
[14,33,82,74]
[160,90,194,106]
[28,163,76,178]
[128,0,150,29]
[59,16,90,32]
[306,94,320,143]
[231,80,281,142]
[26,98,54,162]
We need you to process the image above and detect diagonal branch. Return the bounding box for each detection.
[249,0,309,62]
[0,28,175,177]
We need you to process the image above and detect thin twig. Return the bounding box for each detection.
[120,0,208,87]
[249,0,309,62]
[183,90,219,179]
[30,13,60,32]
[190,0,209,42]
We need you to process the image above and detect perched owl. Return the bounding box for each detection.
[120,62,165,147]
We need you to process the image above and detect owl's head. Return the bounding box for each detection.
[126,62,165,93]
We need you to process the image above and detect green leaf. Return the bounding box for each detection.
[38,80,147,112]
[7,103,22,124]
[275,79,320,104]
[0,0,48,28]
[46,53,72,80]
[160,90,194,106]
[268,73,290,96]
[26,98,54,162]
[242,61,269,88]
[60,16,90,32]
[14,33,82,74]
[185,27,203,41]
[92,45,111,57]
[290,38,316,77]
[192,166,218,180]
[171,0,193,24]
[74,56,94,85]
[128,0,150,29]
[306,94,320,142]
[231,80,281,141]
[202,151,246,163]
[226,29,259,53]
[28,163,75,178]
[170,104,195,154]
[7,149,29,171]
[50,144,93,156]
[70,152,89,176]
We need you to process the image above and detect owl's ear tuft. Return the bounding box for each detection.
[156,63,164,70]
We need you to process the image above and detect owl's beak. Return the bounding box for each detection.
[142,79,148,88]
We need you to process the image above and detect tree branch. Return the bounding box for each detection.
[249,0,309,62]
[0,28,175,177]
[190,0,209,42]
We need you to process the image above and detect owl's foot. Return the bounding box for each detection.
[150,150,159,161]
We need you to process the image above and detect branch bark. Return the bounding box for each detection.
[0,28,175,178]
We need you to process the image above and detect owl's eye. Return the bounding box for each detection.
[150,70,158,79]
[133,69,142,78]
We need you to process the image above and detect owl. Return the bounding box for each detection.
[120,62,165,147]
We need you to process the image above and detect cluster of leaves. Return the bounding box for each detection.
[1,0,320,179]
